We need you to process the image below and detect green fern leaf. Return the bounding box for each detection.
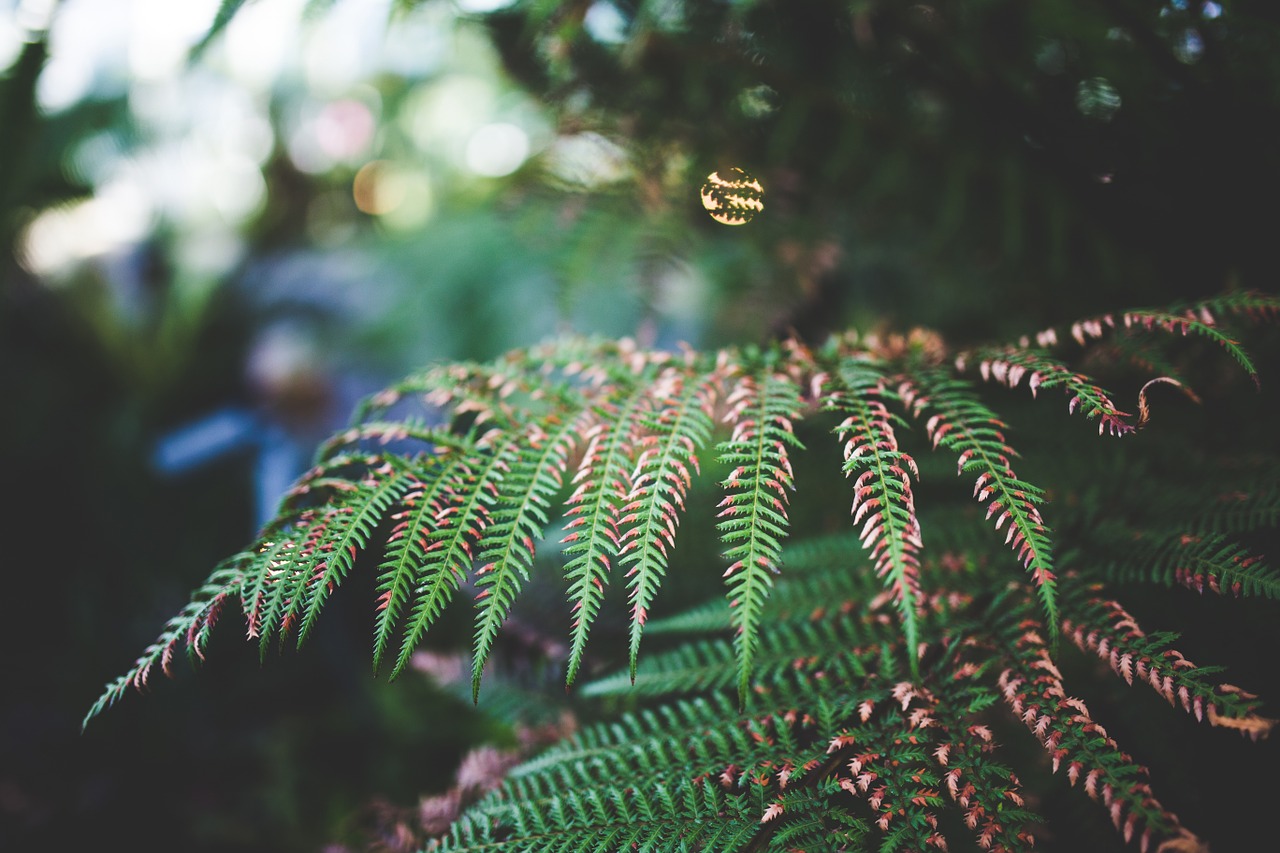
[899,370,1060,637]
[995,618,1192,847]
[962,346,1137,436]
[371,452,469,676]
[388,439,515,677]
[618,366,719,679]
[824,358,924,676]
[1061,587,1274,735]
[1187,478,1280,535]
[1087,531,1280,599]
[561,386,650,686]
[470,411,587,699]
[440,780,759,852]
[294,461,413,646]
[83,560,245,728]
[717,372,805,704]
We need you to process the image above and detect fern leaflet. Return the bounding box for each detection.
[899,370,1060,637]
[471,412,587,698]
[561,385,650,686]
[823,357,924,674]
[717,372,805,704]
[618,366,719,679]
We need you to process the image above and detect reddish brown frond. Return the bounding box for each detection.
[960,347,1135,436]
[1063,586,1275,737]
[998,616,1197,851]
[825,359,925,671]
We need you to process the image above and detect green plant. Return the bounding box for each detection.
[87,289,1279,851]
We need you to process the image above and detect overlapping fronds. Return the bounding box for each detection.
[439,778,762,853]
[88,291,1279,744]
[448,498,1275,852]
[88,290,1279,852]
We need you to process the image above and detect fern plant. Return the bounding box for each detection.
[88,290,1280,851]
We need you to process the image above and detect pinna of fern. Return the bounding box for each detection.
[85,290,1280,728]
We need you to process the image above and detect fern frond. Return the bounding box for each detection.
[618,366,720,680]
[1190,289,1280,323]
[717,371,806,704]
[996,617,1198,850]
[961,347,1136,436]
[561,384,651,686]
[351,357,583,436]
[1120,311,1259,381]
[1086,531,1280,599]
[1024,289,1280,351]
[470,411,587,699]
[293,461,414,648]
[84,560,245,728]
[899,370,1060,636]
[824,358,924,673]
[1062,588,1276,738]
[585,615,891,699]
[90,295,1280,853]
[372,453,469,676]
[1187,479,1280,535]
[439,779,760,852]
[389,438,516,681]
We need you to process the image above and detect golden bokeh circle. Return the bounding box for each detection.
[700,167,764,226]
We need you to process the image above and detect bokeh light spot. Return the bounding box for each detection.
[353,160,406,215]
[465,122,530,177]
[584,2,628,44]
[1075,77,1121,121]
[700,167,764,226]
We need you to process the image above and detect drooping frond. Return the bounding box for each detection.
[373,452,471,676]
[560,382,650,686]
[1061,585,1276,738]
[470,412,587,699]
[248,458,414,653]
[83,560,245,729]
[391,438,516,680]
[960,346,1137,435]
[618,366,720,679]
[823,357,924,672]
[995,616,1202,851]
[898,370,1059,635]
[716,371,806,703]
